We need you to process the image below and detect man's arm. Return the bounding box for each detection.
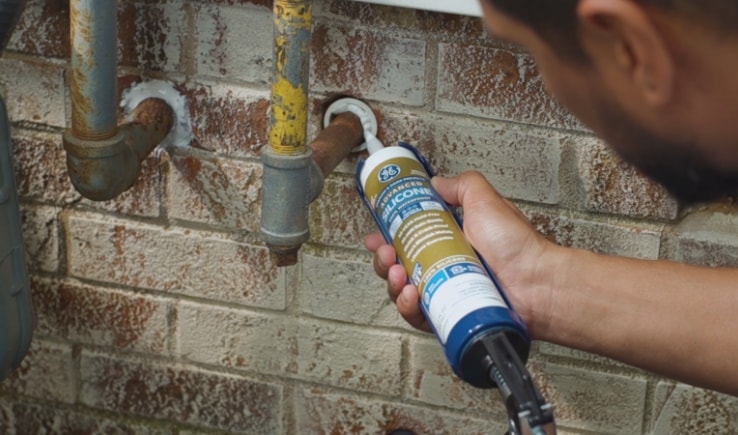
[366,171,738,396]
[546,246,738,395]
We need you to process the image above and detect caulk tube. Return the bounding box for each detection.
[357,142,530,388]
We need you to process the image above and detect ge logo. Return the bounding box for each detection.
[378,164,400,183]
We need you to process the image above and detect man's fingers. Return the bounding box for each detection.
[396,285,431,332]
[386,264,406,303]
[364,232,386,252]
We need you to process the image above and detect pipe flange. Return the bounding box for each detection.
[322,98,377,152]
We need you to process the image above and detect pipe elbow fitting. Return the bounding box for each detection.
[63,129,140,201]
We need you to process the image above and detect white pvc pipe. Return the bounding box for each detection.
[349,0,482,17]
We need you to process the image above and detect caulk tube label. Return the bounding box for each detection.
[359,145,508,344]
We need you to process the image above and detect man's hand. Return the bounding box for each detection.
[364,171,558,338]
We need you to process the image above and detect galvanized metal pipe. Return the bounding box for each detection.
[64,0,178,201]
[261,0,315,266]
[269,0,312,156]
[69,0,118,140]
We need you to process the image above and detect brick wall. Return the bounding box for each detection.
[2,0,737,434]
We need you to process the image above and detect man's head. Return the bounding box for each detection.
[479,0,738,204]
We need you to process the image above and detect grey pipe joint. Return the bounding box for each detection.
[259,147,324,266]
[63,129,138,201]
[63,98,174,201]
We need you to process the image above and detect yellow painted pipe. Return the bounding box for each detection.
[270,0,312,156]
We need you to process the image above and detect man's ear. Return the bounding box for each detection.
[577,0,675,106]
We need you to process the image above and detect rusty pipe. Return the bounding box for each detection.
[309,112,364,181]
[64,98,173,201]
[69,0,118,140]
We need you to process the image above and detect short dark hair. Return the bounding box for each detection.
[487,0,738,61]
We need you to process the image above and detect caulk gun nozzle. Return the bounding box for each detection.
[364,131,384,154]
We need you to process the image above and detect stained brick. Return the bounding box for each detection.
[523,206,663,259]
[295,388,507,435]
[315,0,488,41]
[20,204,60,273]
[433,117,562,204]
[31,276,170,354]
[0,339,75,404]
[167,152,262,231]
[117,2,188,72]
[176,301,298,375]
[296,319,403,395]
[7,0,70,59]
[650,383,738,434]
[661,210,738,267]
[80,351,282,433]
[309,173,376,249]
[408,336,509,416]
[437,43,582,131]
[65,213,283,309]
[311,23,426,106]
[0,397,174,435]
[576,136,679,220]
[12,130,79,204]
[529,359,648,434]
[537,343,633,369]
[0,58,66,127]
[194,3,273,83]
[299,252,408,329]
[183,80,270,157]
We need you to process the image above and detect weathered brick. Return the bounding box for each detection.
[176,301,298,375]
[6,0,70,59]
[661,210,738,267]
[0,397,175,435]
[529,359,648,434]
[0,58,66,127]
[194,3,273,83]
[437,43,582,131]
[65,212,283,309]
[296,319,403,396]
[537,343,633,369]
[31,276,170,354]
[80,351,282,433]
[12,130,78,204]
[309,173,376,249]
[182,80,270,157]
[576,136,679,220]
[117,1,189,72]
[315,0,488,41]
[295,388,508,435]
[299,251,408,329]
[523,206,663,259]
[408,336,508,416]
[433,116,562,204]
[650,382,738,434]
[0,339,75,404]
[167,152,262,231]
[311,23,426,106]
[20,204,60,273]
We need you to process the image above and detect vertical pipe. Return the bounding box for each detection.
[270,0,312,156]
[69,0,118,140]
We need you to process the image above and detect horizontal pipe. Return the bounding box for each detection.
[70,0,118,140]
[309,112,364,182]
